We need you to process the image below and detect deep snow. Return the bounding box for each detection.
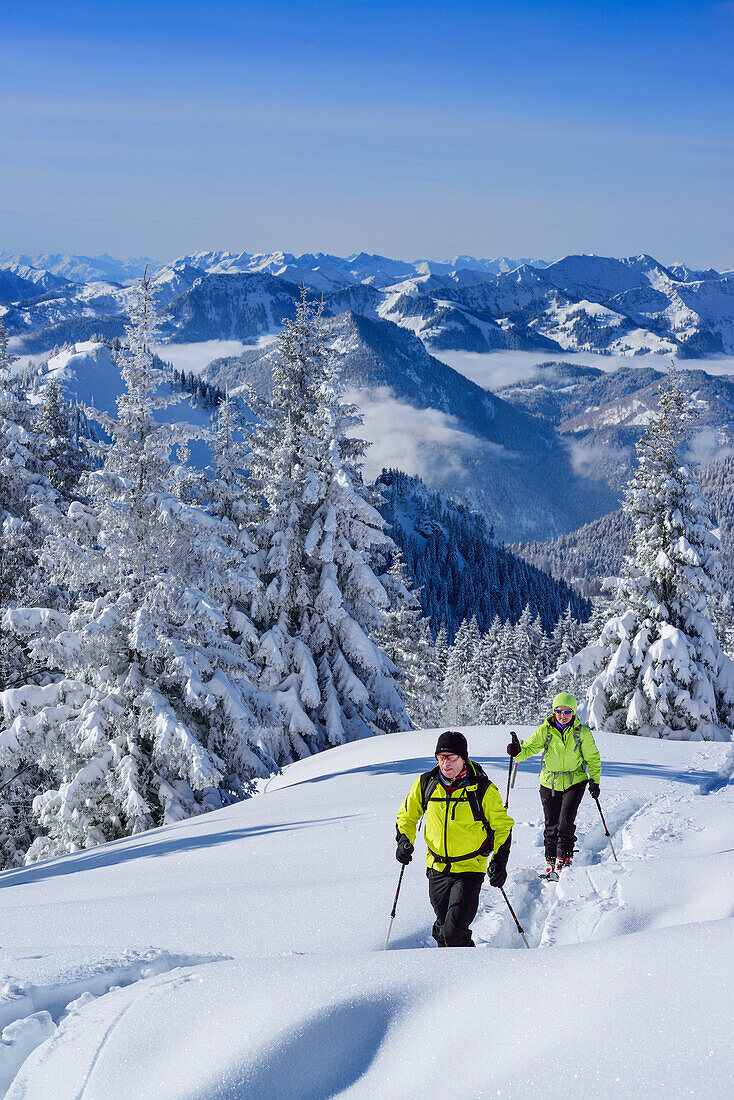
[1,726,732,1098]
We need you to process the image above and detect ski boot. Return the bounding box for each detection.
[541,858,558,881]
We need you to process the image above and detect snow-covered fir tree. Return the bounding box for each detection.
[547,603,588,676]
[33,379,88,495]
[549,601,606,719]
[433,624,449,683]
[0,321,80,865]
[460,615,484,708]
[469,615,502,715]
[480,619,521,724]
[442,620,488,730]
[374,552,441,730]
[441,617,478,725]
[511,604,545,721]
[1,275,279,863]
[244,288,411,755]
[557,367,734,740]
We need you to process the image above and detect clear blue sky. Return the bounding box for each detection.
[2,0,733,267]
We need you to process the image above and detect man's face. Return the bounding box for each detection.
[437,752,464,780]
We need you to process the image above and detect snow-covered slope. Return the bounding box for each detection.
[0,263,71,305]
[0,726,732,1097]
[24,341,216,467]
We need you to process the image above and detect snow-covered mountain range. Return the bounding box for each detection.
[0,263,71,304]
[5,245,733,543]
[3,249,733,357]
[0,252,156,285]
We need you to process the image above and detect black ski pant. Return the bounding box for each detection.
[427,868,484,947]
[540,780,587,860]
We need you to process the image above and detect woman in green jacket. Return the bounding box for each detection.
[507,692,601,878]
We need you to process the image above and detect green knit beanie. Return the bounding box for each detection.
[552,692,578,713]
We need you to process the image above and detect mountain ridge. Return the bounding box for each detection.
[5,248,732,358]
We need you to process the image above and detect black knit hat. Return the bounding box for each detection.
[435,730,468,760]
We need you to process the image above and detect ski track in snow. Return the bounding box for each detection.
[0,951,228,1095]
[473,794,645,951]
[475,742,734,953]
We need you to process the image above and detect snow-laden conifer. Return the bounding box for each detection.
[434,624,449,683]
[245,288,411,754]
[1,276,279,862]
[0,321,76,865]
[33,379,88,496]
[557,367,734,740]
[480,620,520,723]
[548,604,588,676]
[441,618,477,725]
[374,552,441,730]
[512,604,546,721]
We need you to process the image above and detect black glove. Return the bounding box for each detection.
[487,832,511,888]
[396,831,414,865]
[589,781,600,799]
[487,861,507,888]
[506,740,521,758]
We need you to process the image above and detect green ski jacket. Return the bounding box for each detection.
[516,717,601,793]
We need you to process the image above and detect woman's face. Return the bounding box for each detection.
[554,706,575,726]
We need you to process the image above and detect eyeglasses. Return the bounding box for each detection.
[554,708,573,716]
[437,753,460,763]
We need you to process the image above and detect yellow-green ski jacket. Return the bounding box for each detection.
[516,717,601,793]
[397,760,513,873]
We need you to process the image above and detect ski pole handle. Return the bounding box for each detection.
[505,731,520,807]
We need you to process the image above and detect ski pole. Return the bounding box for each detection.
[384,864,406,950]
[499,886,531,949]
[592,795,618,862]
[510,762,518,789]
[504,756,513,809]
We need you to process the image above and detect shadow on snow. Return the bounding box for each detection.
[0,815,356,890]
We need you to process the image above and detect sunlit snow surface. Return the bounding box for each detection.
[1,726,732,1098]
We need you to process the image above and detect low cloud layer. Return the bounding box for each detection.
[566,438,632,480]
[433,349,734,392]
[152,341,251,377]
[685,428,734,467]
[345,385,514,484]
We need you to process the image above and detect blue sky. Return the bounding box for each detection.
[2,0,733,267]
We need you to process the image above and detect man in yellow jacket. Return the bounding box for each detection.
[396,731,514,947]
[508,691,602,878]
